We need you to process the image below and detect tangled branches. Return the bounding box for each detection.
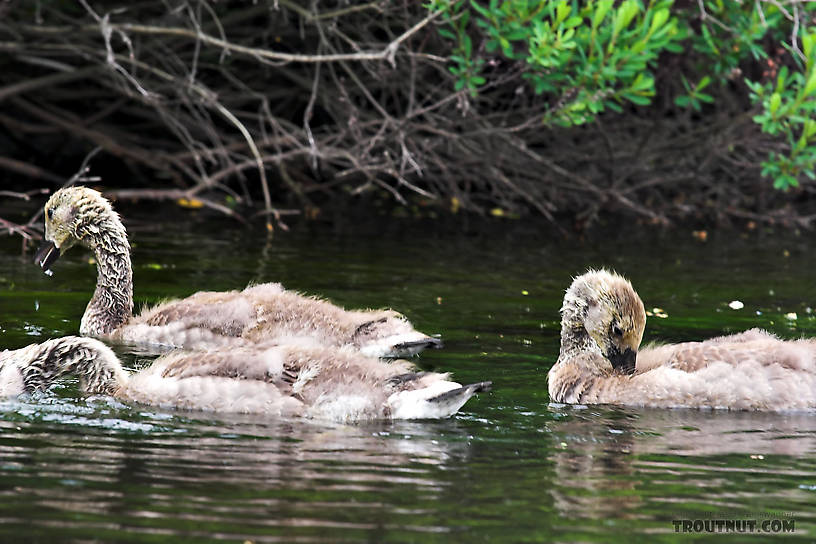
[0,1,814,236]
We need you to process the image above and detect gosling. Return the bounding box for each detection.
[548,269,816,410]
[0,336,489,422]
[33,187,441,358]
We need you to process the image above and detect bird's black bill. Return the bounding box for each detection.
[33,240,60,272]
[394,337,444,351]
[608,347,637,375]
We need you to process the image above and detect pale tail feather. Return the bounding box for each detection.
[387,380,492,419]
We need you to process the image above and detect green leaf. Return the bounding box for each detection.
[803,32,814,62]
[664,41,683,54]
[630,73,653,91]
[769,92,781,115]
[555,0,571,25]
[625,93,651,106]
[505,28,528,41]
[701,24,718,55]
[804,69,816,98]
[606,101,623,113]
[564,16,583,29]
[592,0,614,29]
[470,1,490,17]
[776,66,789,94]
[438,28,455,40]
[744,79,764,96]
[805,119,816,139]
[648,9,670,36]
[613,0,640,37]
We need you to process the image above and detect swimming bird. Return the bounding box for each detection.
[0,336,126,396]
[33,187,441,358]
[547,269,816,410]
[0,336,489,421]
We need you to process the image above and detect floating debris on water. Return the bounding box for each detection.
[785,312,798,320]
[24,324,44,336]
[728,300,744,310]
[645,307,669,318]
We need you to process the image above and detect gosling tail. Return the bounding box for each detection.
[388,380,492,419]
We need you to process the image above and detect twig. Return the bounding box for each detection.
[0,158,64,184]
[0,65,100,102]
[0,217,37,240]
[20,11,439,65]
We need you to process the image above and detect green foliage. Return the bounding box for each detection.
[687,1,780,74]
[687,2,816,191]
[747,34,816,190]
[428,0,816,192]
[430,0,682,125]
[674,75,713,111]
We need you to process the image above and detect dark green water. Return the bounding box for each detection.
[1,211,815,542]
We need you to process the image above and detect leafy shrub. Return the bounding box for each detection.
[429,0,816,191]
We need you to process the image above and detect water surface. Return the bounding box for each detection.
[1,210,815,542]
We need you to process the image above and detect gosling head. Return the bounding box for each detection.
[352,312,443,358]
[34,187,124,272]
[560,269,646,375]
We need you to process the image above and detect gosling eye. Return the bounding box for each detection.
[47,207,54,220]
[612,324,624,337]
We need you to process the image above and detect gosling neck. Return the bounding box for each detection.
[79,213,133,336]
[17,337,127,395]
[558,306,601,363]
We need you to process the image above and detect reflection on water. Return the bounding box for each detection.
[548,405,816,456]
[1,214,816,541]
[546,405,816,537]
[0,395,475,542]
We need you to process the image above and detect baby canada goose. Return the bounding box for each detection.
[548,269,816,411]
[33,187,441,358]
[0,336,125,396]
[0,337,490,421]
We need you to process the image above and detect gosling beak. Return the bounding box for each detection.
[393,337,444,352]
[608,347,637,375]
[33,240,60,272]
